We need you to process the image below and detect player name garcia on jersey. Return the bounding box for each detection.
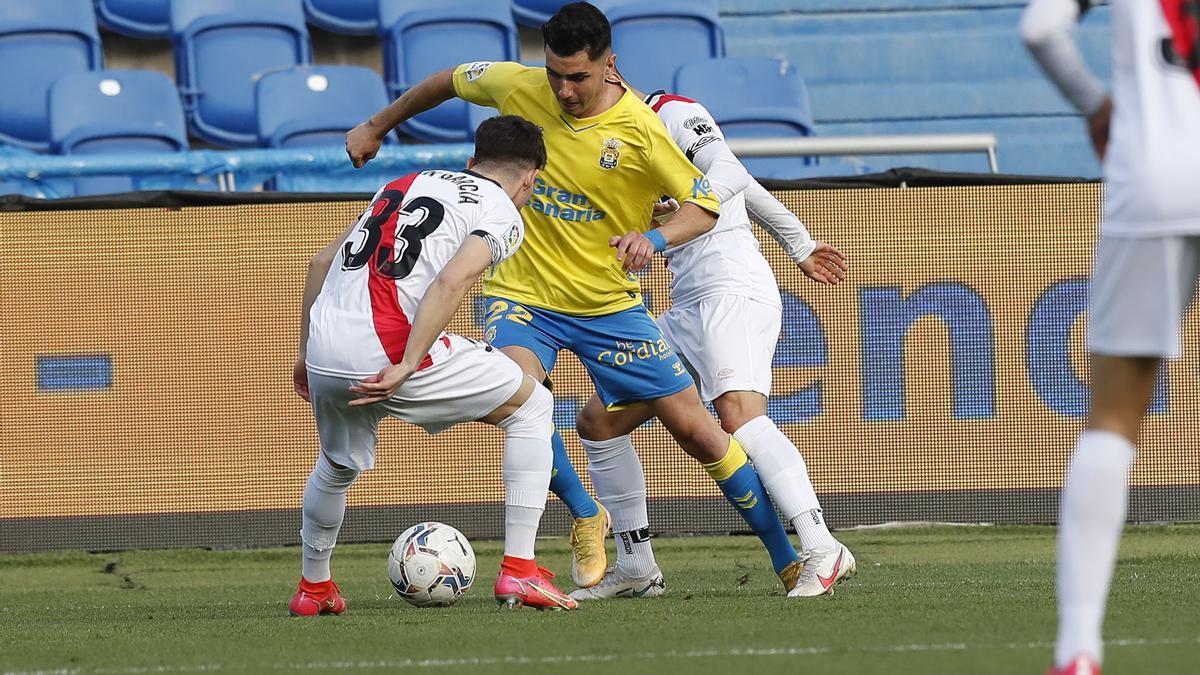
[422,170,489,205]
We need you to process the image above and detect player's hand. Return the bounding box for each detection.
[798,241,848,286]
[1087,97,1112,161]
[652,198,680,224]
[346,122,385,169]
[293,355,311,402]
[348,363,416,406]
[609,231,655,273]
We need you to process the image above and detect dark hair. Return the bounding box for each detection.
[472,115,547,171]
[542,2,611,60]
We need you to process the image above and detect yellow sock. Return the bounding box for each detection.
[702,437,749,482]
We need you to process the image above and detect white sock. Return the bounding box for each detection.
[582,434,658,577]
[498,385,554,560]
[733,415,835,551]
[1055,429,1135,668]
[299,452,359,582]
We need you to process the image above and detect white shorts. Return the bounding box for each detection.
[657,296,782,403]
[307,334,524,470]
[1088,235,1200,358]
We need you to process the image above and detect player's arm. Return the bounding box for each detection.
[1020,0,1112,158]
[744,180,847,285]
[348,236,494,405]
[294,220,359,401]
[610,124,722,272]
[346,62,525,168]
[346,69,456,168]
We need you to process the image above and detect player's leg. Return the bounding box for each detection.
[290,371,383,617]
[480,375,577,610]
[572,305,801,586]
[672,296,851,596]
[484,297,608,587]
[385,335,576,610]
[1053,235,1198,669]
[647,386,802,582]
[570,396,665,600]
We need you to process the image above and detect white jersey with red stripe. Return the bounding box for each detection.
[1103,0,1200,234]
[645,92,781,308]
[306,170,524,378]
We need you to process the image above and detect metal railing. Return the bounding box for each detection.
[727,133,1000,173]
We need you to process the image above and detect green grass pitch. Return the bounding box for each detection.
[1,525,1197,674]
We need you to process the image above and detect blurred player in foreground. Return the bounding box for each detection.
[346,2,804,591]
[569,76,855,601]
[291,116,578,614]
[1023,0,1200,671]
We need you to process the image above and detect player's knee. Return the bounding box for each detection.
[312,452,359,491]
[719,415,748,435]
[672,424,728,464]
[499,383,554,437]
[574,400,613,442]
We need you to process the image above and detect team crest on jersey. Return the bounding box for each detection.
[599,138,622,170]
[464,61,493,82]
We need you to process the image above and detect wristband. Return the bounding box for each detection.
[645,229,668,252]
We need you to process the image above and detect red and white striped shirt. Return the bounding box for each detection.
[306,170,524,377]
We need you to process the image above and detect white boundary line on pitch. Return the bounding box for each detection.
[5,637,1198,675]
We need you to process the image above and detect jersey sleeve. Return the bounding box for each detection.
[451,61,529,109]
[1020,0,1108,115]
[644,113,722,216]
[471,205,525,265]
[658,100,750,204]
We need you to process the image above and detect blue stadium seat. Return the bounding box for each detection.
[49,69,188,195]
[256,66,394,148]
[303,0,379,36]
[512,0,568,28]
[379,0,517,142]
[95,0,172,39]
[0,0,104,151]
[674,57,814,178]
[170,0,312,147]
[590,0,723,92]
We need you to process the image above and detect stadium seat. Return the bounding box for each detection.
[511,0,568,28]
[673,57,815,179]
[378,0,518,142]
[590,0,723,93]
[170,0,312,147]
[303,0,379,36]
[256,66,394,148]
[0,0,104,151]
[95,0,172,39]
[49,69,189,195]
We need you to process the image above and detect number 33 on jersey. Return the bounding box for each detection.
[305,170,525,379]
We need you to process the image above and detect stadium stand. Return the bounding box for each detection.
[49,69,188,195]
[255,65,394,148]
[378,0,518,142]
[0,0,104,151]
[303,0,379,36]
[673,57,819,179]
[94,0,171,39]
[512,0,569,28]
[591,0,724,93]
[170,0,313,147]
[720,0,1112,175]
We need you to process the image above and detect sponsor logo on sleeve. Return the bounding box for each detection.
[464,61,494,82]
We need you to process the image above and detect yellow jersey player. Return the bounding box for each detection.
[347,1,802,594]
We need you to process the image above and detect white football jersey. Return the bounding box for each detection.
[1103,0,1200,234]
[306,170,524,377]
[647,93,781,308]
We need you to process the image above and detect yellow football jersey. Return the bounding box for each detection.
[452,61,720,316]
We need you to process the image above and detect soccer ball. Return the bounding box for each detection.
[388,522,476,607]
